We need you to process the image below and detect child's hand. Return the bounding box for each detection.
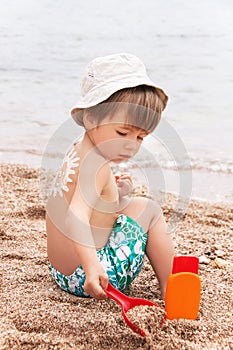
[84,264,109,300]
[115,173,133,198]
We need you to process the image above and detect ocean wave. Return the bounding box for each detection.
[188,158,233,174]
[118,157,233,174]
[0,148,232,174]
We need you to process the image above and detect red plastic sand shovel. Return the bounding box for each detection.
[105,283,166,337]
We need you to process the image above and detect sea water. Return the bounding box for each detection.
[0,0,232,203]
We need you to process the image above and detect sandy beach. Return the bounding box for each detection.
[0,163,232,350]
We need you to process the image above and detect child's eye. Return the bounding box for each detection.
[116,131,127,136]
[137,136,144,141]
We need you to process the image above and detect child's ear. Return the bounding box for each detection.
[83,111,97,130]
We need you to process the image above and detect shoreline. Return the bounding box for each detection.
[1,160,233,205]
[1,163,232,349]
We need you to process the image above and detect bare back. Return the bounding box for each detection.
[46,138,119,275]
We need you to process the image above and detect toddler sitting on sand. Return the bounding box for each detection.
[46,53,174,300]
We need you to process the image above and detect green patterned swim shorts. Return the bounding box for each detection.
[49,214,148,297]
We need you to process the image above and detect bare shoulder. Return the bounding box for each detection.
[91,160,112,194]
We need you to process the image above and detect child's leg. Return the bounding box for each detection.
[145,211,174,299]
[118,197,174,299]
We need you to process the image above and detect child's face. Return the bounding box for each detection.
[87,110,148,162]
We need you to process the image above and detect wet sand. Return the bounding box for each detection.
[0,164,232,349]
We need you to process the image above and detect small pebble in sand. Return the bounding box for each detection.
[204,250,211,256]
[126,305,166,337]
[199,255,210,265]
[214,249,225,258]
[214,257,228,269]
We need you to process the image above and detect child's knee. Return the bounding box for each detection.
[130,197,163,233]
[145,198,163,228]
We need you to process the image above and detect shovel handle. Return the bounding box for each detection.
[105,283,128,308]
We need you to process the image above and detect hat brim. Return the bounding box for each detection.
[70,78,168,125]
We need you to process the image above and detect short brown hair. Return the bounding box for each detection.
[78,85,168,132]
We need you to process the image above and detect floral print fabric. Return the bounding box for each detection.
[49,214,148,296]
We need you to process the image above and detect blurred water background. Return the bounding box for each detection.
[0,0,232,202]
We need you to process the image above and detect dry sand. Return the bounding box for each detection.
[0,164,232,350]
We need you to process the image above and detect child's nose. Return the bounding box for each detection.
[124,139,139,152]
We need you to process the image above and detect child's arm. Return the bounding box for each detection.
[65,160,113,299]
[66,210,108,299]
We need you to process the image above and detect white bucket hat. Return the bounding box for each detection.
[70,53,168,125]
